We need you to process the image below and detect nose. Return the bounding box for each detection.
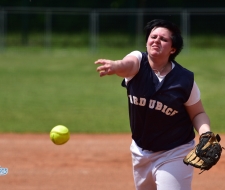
[154,36,160,43]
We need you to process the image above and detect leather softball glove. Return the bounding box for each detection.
[183,131,224,174]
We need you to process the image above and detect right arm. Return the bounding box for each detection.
[95,55,140,78]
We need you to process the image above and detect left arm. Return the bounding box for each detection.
[185,100,211,135]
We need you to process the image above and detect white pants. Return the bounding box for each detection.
[130,140,195,190]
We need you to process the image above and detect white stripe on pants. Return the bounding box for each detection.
[130,140,195,190]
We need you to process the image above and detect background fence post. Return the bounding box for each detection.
[136,10,144,50]
[0,9,5,51]
[45,10,52,50]
[90,10,98,53]
[181,9,190,53]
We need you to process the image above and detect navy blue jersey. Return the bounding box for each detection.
[122,52,195,152]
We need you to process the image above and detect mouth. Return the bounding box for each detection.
[150,45,162,54]
[151,45,160,50]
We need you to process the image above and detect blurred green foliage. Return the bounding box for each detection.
[0,35,224,134]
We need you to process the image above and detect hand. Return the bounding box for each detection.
[183,131,224,174]
[95,59,118,77]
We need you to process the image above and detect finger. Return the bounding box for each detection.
[99,70,107,77]
[99,70,108,77]
[94,59,106,65]
[96,65,106,72]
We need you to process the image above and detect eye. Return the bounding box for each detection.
[150,35,157,39]
[160,37,168,42]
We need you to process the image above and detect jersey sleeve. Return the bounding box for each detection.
[184,81,200,106]
[124,51,142,82]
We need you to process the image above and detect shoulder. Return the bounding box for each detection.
[123,51,148,82]
[173,61,194,78]
[171,61,194,98]
[125,51,142,62]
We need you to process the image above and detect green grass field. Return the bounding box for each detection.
[0,46,224,133]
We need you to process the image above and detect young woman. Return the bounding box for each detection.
[95,19,210,190]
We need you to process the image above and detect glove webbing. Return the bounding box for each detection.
[197,133,224,174]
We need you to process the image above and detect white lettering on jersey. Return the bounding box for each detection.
[155,101,163,110]
[165,108,173,115]
[170,110,178,116]
[161,105,168,113]
[133,96,138,105]
[128,95,133,104]
[128,96,178,116]
[149,99,156,108]
[139,98,146,106]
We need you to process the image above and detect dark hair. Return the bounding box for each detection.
[145,19,183,61]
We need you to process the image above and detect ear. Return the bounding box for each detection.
[170,48,176,54]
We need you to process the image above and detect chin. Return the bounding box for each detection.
[149,52,161,57]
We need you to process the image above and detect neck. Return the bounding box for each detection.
[148,55,171,76]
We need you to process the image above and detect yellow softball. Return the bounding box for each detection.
[50,125,70,145]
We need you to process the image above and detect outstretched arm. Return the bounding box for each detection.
[95,55,140,78]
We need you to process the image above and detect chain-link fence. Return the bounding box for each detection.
[0,7,225,51]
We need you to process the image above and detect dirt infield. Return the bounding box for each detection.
[0,134,225,190]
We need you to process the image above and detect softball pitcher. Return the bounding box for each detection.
[95,19,211,190]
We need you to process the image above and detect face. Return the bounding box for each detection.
[146,27,176,60]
